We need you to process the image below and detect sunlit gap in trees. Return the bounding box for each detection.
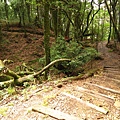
[81,0,106,9]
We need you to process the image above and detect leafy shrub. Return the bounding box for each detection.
[50,37,98,75]
[39,36,98,76]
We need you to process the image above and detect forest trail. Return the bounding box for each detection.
[97,41,120,67]
[0,41,120,120]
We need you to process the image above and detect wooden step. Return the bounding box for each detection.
[76,86,114,103]
[102,73,120,80]
[104,70,120,75]
[104,66,120,69]
[85,82,120,95]
[94,75,120,83]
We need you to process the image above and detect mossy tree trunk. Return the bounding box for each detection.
[51,6,58,41]
[118,0,120,42]
[64,12,72,39]
[44,0,50,79]
[0,22,2,43]
[25,0,31,23]
[4,0,9,30]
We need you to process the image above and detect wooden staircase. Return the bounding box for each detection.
[32,66,120,120]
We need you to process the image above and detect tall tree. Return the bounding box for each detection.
[105,0,120,42]
[51,1,58,40]
[0,22,2,43]
[44,0,50,79]
[118,0,120,33]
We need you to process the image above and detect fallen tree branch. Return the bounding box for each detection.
[0,79,14,89]
[0,59,71,87]
[34,58,71,77]
[17,58,71,83]
[56,68,98,83]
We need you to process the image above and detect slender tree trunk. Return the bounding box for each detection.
[108,18,112,44]
[51,6,58,40]
[4,0,9,30]
[57,5,62,37]
[21,0,27,37]
[25,0,31,23]
[105,0,120,42]
[112,0,117,40]
[22,11,27,37]
[119,1,120,31]
[0,22,2,44]
[44,0,50,79]
[108,0,112,44]
[18,10,22,27]
[64,12,71,39]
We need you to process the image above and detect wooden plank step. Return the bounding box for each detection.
[95,75,120,83]
[76,86,114,103]
[104,66,120,69]
[85,82,120,94]
[104,67,120,71]
[104,69,120,73]
[102,73,120,80]
[32,105,80,120]
[104,70,120,75]
[62,92,109,114]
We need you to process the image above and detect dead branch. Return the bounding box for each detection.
[0,59,71,87]
[56,68,98,83]
[34,58,71,77]
[0,79,14,89]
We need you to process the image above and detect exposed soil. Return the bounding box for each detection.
[0,28,120,120]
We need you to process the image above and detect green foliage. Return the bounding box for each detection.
[23,82,30,88]
[50,37,98,75]
[7,87,16,95]
[39,36,98,75]
[0,107,8,116]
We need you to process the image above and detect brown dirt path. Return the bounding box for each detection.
[97,41,120,67]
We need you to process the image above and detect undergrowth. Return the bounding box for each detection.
[39,36,99,76]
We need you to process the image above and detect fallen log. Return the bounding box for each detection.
[56,68,98,83]
[0,79,14,89]
[17,58,71,83]
[0,59,71,87]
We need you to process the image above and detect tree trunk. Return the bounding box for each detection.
[51,6,58,40]
[64,12,71,40]
[4,0,9,30]
[105,0,120,42]
[44,0,50,79]
[119,1,120,31]
[0,22,2,43]
[25,0,31,23]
